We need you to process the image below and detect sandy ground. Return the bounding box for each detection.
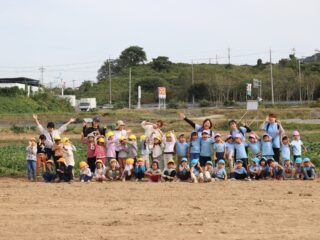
[0,179,319,240]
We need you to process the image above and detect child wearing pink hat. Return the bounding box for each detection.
[291,131,307,163]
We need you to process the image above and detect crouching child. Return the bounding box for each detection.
[134,158,146,181]
[162,159,177,182]
[190,159,204,183]
[106,158,121,181]
[79,161,93,182]
[42,160,56,182]
[213,159,227,181]
[177,157,191,181]
[302,157,316,180]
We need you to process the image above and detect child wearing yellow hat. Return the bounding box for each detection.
[62,137,76,182]
[118,136,129,171]
[106,132,116,166]
[81,132,96,174]
[162,159,177,182]
[127,134,138,162]
[163,131,176,169]
[121,158,134,182]
[26,137,37,181]
[79,161,93,182]
[134,158,146,181]
[94,159,107,182]
[42,160,57,182]
[106,159,121,181]
[52,135,63,170]
[94,136,107,165]
[56,158,70,182]
[150,136,164,170]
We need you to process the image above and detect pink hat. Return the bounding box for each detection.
[214,133,221,138]
[235,134,242,139]
[225,135,233,141]
[293,130,300,136]
[249,134,256,139]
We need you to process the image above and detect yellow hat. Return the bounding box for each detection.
[54,135,61,141]
[119,136,126,141]
[140,135,146,141]
[46,160,54,164]
[95,159,103,165]
[57,158,66,163]
[110,158,117,164]
[106,131,114,137]
[126,158,134,165]
[167,159,175,165]
[62,137,70,144]
[79,161,87,168]
[166,133,172,138]
[154,136,162,142]
[128,134,136,140]
[137,157,144,163]
[30,137,36,141]
[98,137,105,143]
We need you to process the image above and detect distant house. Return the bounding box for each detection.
[0,77,40,96]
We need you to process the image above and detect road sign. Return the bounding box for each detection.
[246,83,252,97]
[158,87,166,99]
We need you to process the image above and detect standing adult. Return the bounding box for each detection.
[229,119,252,142]
[82,116,106,137]
[141,120,164,157]
[32,114,75,160]
[261,113,284,163]
[114,120,130,160]
[179,112,214,137]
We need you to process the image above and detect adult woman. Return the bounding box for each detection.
[228,119,252,142]
[113,120,130,160]
[261,113,284,163]
[179,112,214,137]
[82,116,106,137]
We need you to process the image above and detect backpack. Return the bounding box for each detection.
[266,123,280,132]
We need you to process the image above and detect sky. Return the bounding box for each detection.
[0,0,319,87]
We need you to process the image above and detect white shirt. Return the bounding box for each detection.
[38,124,68,149]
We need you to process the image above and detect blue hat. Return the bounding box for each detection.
[217,159,225,165]
[303,157,310,163]
[206,161,213,166]
[252,157,260,163]
[283,158,291,162]
[295,158,302,164]
[236,159,243,163]
[191,159,199,166]
[181,157,188,162]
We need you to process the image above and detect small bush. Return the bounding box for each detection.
[199,99,210,107]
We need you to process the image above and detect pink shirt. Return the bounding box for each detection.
[82,139,95,158]
[94,144,107,158]
[106,139,116,158]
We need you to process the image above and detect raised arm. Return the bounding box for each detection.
[179,112,196,129]
[58,118,76,134]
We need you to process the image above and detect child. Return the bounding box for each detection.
[175,134,189,165]
[151,136,164,170]
[224,135,235,172]
[261,133,274,160]
[247,134,261,157]
[234,134,248,169]
[199,132,214,167]
[118,136,129,170]
[177,157,191,181]
[259,157,268,179]
[267,158,284,180]
[122,158,134,182]
[52,135,64,170]
[232,159,250,181]
[189,132,201,160]
[42,160,56,182]
[283,158,295,180]
[36,134,47,176]
[56,158,70,182]
[281,135,291,164]
[79,161,93,182]
[94,136,107,165]
[62,137,76,181]
[106,158,121,181]
[213,133,225,164]
[145,160,162,182]
[190,159,204,183]
[291,131,307,163]
[248,157,261,180]
[203,160,214,182]
[26,137,37,181]
[294,157,303,180]
[163,131,176,168]
[94,160,107,182]
[106,131,116,166]
[140,135,150,170]
[302,157,316,180]
[162,159,177,182]
[127,134,138,162]
[134,158,146,181]
[213,159,227,181]
[81,132,96,174]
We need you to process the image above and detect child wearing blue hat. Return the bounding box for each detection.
[283,158,295,180]
[213,133,225,165]
[231,159,250,181]
[203,160,214,182]
[213,159,227,181]
[294,157,303,179]
[190,159,204,183]
[302,158,316,180]
[267,158,284,180]
[248,157,261,180]
[177,157,191,181]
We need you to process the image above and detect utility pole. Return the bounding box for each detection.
[191,60,195,105]
[39,65,45,86]
[269,49,274,105]
[72,80,76,89]
[108,58,112,104]
[298,59,302,103]
[128,68,132,109]
[228,48,230,64]
[216,54,218,64]
[60,79,64,96]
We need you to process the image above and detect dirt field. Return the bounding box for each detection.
[0,179,319,240]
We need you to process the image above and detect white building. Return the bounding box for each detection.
[0,77,40,96]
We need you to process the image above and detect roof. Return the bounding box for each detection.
[0,77,39,86]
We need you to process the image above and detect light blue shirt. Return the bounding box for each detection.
[195,124,214,138]
[234,167,247,174]
[249,165,260,173]
[247,141,261,155]
[281,143,291,160]
[215,168,226,179]
[213,142,225,153]
[190,139,201,153]
[200,138,214,157]
[261,140,274,156]
[225,142,234,152]
[291,140,303,156]
[234,142,248,159]
[263,122,283,148]
[231,127,247,141]
[175,142,189,157]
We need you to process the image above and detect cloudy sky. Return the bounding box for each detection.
[0,0,318,87]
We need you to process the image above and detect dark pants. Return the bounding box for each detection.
[215,152,224,161]
[233,172,248,180]
[45,148,53,160]
[80,174,93,182]
[273,148,280,163]
[87,157,96,174]
[66,165,73,181]
[42,172,56,182]
[293,155,301,163]
[53,156,63,171]
[134,171,145,180]
[177,171,190,181]
[238,158,248,169]
[199,156,211,167]
[163,170,177,181]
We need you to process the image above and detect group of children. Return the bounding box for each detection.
[26,117,317,183]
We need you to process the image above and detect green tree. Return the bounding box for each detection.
[188,83,210,101]
[119,46,147,67]
[151,56,172,72]
[97,59,122,82]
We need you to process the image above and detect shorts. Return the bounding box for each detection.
[199,156,211,167]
